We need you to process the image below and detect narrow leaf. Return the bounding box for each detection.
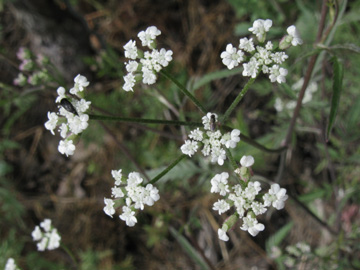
[169,226,210,270]
[326,56,344,141]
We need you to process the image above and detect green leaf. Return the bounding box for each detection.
[326,56,344,141]
[169,226,210,270]
[265,221,294,254]
[191,67,242,91]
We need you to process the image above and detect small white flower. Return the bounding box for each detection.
[32,219,61,251]
[124,40,138,59]
[5,258,20,270]
[181,140,199,157]
[255,46,272,65]
[211,147,226,166]
[44,112,58,135]
[248,19,272,43]
[218,228,229,241]
[251,201,267,215]
[103,198,116,218]
[75,99,91,113]
[120,206,137,227]
[40,219,52,232]
[158,48,173,67]
[111,169,123,185]
[244,181,261,201]
[287,25,303,46]
[221,129,240,149]
[269,65,288,84]
[37,238,48,251]
[144,184,160,206]
[138,26,161,48]
[142,67,157,84]
[189,128,203,141]
[58,140,75,156]
[59,123,68,138]
[127,172,143,187]
[55,86,66,103]
[274,97,284,112]
[47,228,61,250]
[263,183,288,210]
[74,74,89,91]
[126,60,139,73]
[242,57,260,78]
[271,52,288,64]
[123,72,136,91]
[220,44,244,70]
[210,172,230,196]
[112,186,124,198]
[239,37,255,52]
[240,214,265,236]
[213,199,230,215]
[240,155,254,167]
[31,226,42,241]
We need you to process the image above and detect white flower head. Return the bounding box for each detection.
[104,198,116,218]
[138,26,161,48]
[287,25,303,46]
[240,214,265,236]
[269,65,288,84]
[239,37,255,52]
[70,74,89,95]
[240,155,254,167]
[5,258,20,270]
[181,140,199,157]
[120,206,137,227]
[263,183,288,210]
[124,40,138,59]
[220,43,244,70]
[213,199,230,215]
[111,169,123,185]
[221,129,240,149]
[210,172,230,196]
[44,112,58,135]
[58,140,76,157]
[248,19,273,43]
[32,219,61,251]
[123,72,136,91]
[218,228,229,241]
[242,57,260,78]
[55,86,66,103]
[189,128,203,141]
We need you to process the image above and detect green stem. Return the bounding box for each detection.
[89,114,202,127]
[225,148,238,170]
[221,76,257,123]
[160,69,207,114]
[148,154,187,185]
[61,244,78,267]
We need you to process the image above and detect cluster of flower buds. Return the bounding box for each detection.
[180,113,240,165]
[221,19,302,84]
[44,74,91,156]
[13,47,51,86]
[212,156,288,241]
[31,219,61,251]
[103,169,160,227]
[123,26,173,91]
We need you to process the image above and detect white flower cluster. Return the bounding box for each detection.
[211,156,288,241]
[31,219,61,251]
[103,169,160,227]
[5,258,21,270]
[274,77,318,112]
[221,19,303,84]
[44,74,91,157]
[123,26,173,91]
[180,113,240,166]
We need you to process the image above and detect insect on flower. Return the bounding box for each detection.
[210,114,216,132]
[60,98,78,116]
